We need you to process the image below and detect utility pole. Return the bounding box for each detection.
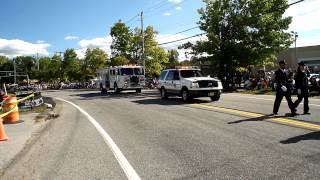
[140,11,145,75]
[291,31,298,62]
[13,58,16,84]
[37,53,39,71]
[55,51,64,59]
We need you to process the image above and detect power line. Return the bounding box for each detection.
[145,0,188,17]
[125,13,140,24]
[158,33,206,46]
[263,0,304,15]
[144,0,169,13]
[157,26,199,40]
[287,0,305,8]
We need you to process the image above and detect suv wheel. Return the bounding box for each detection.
[182,89,190,102]
[210,94,220,101]
[160,88,168,99]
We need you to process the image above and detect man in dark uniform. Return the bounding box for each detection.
[273,60,296,116]
[293,61,310,114]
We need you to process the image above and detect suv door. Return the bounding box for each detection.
[165,70,180,95]
[172,70,181,95]
[164,70,174,94]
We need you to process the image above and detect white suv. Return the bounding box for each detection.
[157,67,223,101]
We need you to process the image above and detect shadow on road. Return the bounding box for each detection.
[280,131,320,144]
[132,97,211,106]
[70,90,159,100]
[227,114,290,124]
[228,114,273,124]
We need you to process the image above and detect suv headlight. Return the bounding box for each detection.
[191,82,199,88]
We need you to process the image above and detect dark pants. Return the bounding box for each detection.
[294,90,309,113]
[273,90,295,114]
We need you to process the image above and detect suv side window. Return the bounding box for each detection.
[166,71,174,81]
[159,71,167,80]
[173,71,180,80]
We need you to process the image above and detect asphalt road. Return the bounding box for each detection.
[2,89,320,179]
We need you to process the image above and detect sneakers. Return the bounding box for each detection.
[304,112,311,115]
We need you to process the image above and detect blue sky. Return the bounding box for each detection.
[0,0,319,60]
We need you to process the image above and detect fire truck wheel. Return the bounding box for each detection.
[114,83,121,94]
[101,88,107,94]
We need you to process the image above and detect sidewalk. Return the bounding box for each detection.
[0,111,55,174]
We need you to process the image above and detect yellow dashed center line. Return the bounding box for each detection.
[190,104,320,130]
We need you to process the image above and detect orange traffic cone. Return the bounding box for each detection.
[0,117,9,141]
[2,95,20,124]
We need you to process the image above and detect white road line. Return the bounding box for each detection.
[226,94,320,107]
[56,98,141,180]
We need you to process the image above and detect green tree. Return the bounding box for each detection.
[0,56,11,71]
[145,47,168,76]
[63,49,80,81]
[50,54,63,82]
[110,21,133,58]
[36,57,51,82]
[110,55,130,66]
[14,56,36,75]
[167,50,179,68]
[130,27,143,63]
[83,48,108,79]
[185,0,292,77]
[144,26,169,76]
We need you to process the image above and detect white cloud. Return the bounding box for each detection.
[163,12,172,16]
[77,36,112,58]
[285,0,320,32]
[175,6,182,10]
[36,40,46,43]
[75,48,87,59]
[297,34,320,47]
[65,35,79,40]
[157,34,206,61]
[168,0,182,4]
[0,38,50,58]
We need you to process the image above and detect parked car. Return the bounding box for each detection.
[157,66,223,102]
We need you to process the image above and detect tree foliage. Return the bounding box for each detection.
[84,48,108,79]
[184,0,293,76]
[63,48,80,81]
[110,21,133,59]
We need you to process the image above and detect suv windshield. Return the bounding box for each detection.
[180,70,203,78]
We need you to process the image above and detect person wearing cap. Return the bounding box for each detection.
[293,61,310,114]
[273,60,296,116]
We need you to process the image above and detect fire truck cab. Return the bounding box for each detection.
[97,65,145,93]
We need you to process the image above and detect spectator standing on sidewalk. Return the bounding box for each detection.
[272,60,297,116]
[294,61,311,114]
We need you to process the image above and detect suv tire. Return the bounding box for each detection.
[160,88,168,99]
[182,89,191,102]
[210,94,220,101]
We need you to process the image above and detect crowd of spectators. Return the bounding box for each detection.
[225,70,320,95]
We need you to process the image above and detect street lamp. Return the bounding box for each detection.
[291,31,298,62]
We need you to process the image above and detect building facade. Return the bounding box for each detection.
[277,45,320,73]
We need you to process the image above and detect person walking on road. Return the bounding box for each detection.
[273,60,296,116]
[294,61,310,114]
